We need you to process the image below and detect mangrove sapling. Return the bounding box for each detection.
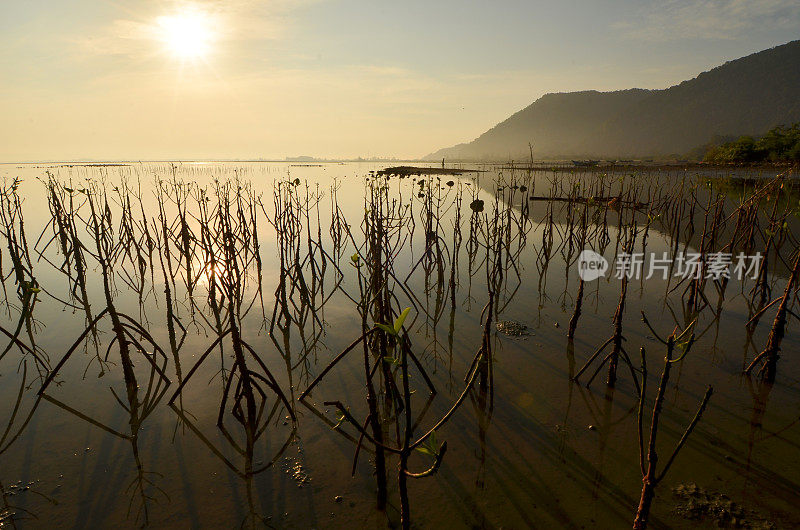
[167,184,296,435]
[744,252,800,381]
[165,181,300,513]
[710,196,749,312]
[486,183,528,314]
[633,328,713,530]
[574,235,641,392]
[265,183,336,400]
[680,193,718,315]
[750,195,782,310]
[173,178,198,303]
[113,178,155,322]
[265,179,340,337]
[297,313,396,507]
[39,178,100,359]
[153,213,187,390]
[314,294,494,530]
[166,306,296,450]
[300,181,418,509]
[359,211,396,507]
[445,185,465,378]
[568,278,584,340]
[193,184,228,341]
[39,183,171,402]
[0,180,49,374]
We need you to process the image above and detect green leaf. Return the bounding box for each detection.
[376,323,395,336]
[416,431,439,457]
[394,307,411,334]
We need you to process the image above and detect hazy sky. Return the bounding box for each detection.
[1,0,798,161]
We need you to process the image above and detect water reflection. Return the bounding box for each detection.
[0,162,797,527]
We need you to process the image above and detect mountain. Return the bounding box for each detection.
[426,40,800,161]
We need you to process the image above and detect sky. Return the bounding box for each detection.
[1,0,798,161]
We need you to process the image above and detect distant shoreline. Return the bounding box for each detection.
[1,159,796,174]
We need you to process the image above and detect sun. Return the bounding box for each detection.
[157,10,214,60]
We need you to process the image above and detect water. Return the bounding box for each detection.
[0,161,798,528]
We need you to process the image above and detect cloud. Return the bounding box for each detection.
[616,0,800,41]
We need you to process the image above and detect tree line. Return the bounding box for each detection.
[703,123,800,163]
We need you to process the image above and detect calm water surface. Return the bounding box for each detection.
[0,162,798,529]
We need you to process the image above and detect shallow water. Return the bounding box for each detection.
[0,162,798,529]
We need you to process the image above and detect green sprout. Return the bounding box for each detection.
[375,307,410,337]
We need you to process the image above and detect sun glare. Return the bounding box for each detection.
[157,10,214,60]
